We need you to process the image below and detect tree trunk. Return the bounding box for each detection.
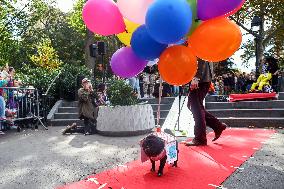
[255,14,265,77]
[84,29,95,69]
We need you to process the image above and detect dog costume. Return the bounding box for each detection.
[140,131,178,176]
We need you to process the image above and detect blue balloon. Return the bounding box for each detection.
[131,25,168,60]
[175,38,186,45]
[146,0,192,44]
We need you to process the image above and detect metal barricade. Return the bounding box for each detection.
[0,87,48,131]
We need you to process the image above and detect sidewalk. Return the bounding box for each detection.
[223,130,284,189]
[0,127,283,189]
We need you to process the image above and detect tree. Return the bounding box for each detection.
[69,0,95,69]
[68,0,122,73]
[231,0,284,73]
[214,59,239,76]
[30,38,62,71]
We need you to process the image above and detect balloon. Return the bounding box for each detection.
[146,0,192,44]
[147,59,159,66]
[117,19,140,46]
[174,38,186,45]
[117,0,154,24]
[82,0,125,36]
[186,0,201,36]
[131,25,168,60]
[198,0,245,21]
[158,46,197,85]
[111,47,147,78]
[188,18,242,62]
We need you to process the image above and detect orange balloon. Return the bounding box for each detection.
[188,17,242,62]
[158,46,197,85]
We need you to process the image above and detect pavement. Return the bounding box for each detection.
[0,127,283,189]
[223,129,284,189]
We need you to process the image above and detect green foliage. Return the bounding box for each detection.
[30,39,62,71]
[16,63,92,100]
[214,59,239,76]
[68,0,86,36]
[232,0,284,66]
[107,80,138,106]
[59,64,92,100]
[16,64,60,94]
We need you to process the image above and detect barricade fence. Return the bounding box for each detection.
[0,87,55,132]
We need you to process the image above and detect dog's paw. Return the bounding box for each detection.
[150,168,155,172]
[172,162,178,167]
[157,172,163,177]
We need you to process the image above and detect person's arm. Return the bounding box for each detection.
[190,61,203,90]
[78,89,90,102]
[96,92,106,106]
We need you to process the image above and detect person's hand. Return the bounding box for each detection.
[190,77,199,90]
[89,84,93,92]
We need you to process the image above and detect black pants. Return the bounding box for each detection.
[188,82,223,142]
[84,117,97,134]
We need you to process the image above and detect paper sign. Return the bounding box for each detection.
[166,141,177,164]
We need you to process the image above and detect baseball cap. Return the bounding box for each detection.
[82,78,91,84]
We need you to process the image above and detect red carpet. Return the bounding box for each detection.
[57,128,275,189]
[229,92,277,102]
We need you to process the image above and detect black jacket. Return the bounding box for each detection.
[195,60,213,83]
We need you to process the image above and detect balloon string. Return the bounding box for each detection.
[156,76,163,127]
[125,29,129,33]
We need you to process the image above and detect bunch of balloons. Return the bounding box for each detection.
[82,0,245,85]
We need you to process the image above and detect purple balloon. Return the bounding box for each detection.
[198,0,245,21]
[111,47,147,78]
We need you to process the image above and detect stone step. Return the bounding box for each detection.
[279,92,284,100]
[150,104,173,111]
[153,110,170,119]
[219,117,284,128]
[206,100,284,109]
[49,119,84,127]
[62,101,78,107]
[54,111,169,120]
[54,113,78,119]
[58,107,78,113]
[205,95,229,102]
[155,118,166,126]
[143,97,176,105]
[62,98,176,107]
[208,109,284,118]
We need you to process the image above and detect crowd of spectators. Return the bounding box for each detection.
[212,72,256,95]
[0,65,22,134]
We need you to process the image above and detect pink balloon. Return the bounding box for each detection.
[82,0,126,36]
[117,0,154,24]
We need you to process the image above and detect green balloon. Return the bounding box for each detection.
[187,0,201,36]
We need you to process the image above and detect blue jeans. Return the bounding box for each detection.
[0,96,6,118]
[173,86,179,96]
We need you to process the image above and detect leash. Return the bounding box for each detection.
[156,77,163,131]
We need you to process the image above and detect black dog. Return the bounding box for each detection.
[141,134,178,177]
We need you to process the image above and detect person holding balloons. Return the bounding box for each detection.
[185,59,227,146]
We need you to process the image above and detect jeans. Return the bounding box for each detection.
[0,96,6,118]
[172,86,179,96]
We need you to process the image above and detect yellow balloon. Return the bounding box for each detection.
[117,19,140,46]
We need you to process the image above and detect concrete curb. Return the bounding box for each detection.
[47,100,63,123]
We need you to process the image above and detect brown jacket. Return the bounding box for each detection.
[78,88,98,120]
